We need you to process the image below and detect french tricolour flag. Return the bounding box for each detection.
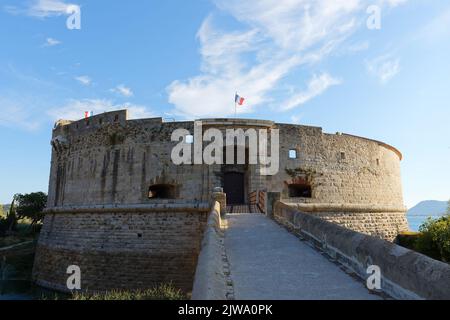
[235,93,245,106]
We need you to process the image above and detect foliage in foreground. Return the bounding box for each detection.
[398,213,450,263]
[70,283,186,300]
[415,214,450,262]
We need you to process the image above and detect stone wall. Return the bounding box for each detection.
[32,203,209,293]
[269,124,405,208]
[191,201,230,300]
[48,111,406,217]
[282,203,408,240]
[274,201,450,300]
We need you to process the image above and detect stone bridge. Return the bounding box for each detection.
[192,191,450,300]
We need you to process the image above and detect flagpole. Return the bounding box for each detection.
[234,92,237,119]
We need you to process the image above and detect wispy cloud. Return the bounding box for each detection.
[43,37,61,47]
[4,0,80,18]
[47,99,154,121]
[282,73,342,111]
[346,41,370,53]
[75,75,92,86]
[366,54,400,84]
[110,84,134,97]
[167,0,408,118]
[0,97,42,131]
[28,0,79,18]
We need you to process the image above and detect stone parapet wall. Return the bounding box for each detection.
[274,201,450,300]
[282,202,408,241]
[32,203,209,293]
[191,201,230,300]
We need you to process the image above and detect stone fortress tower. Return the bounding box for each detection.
[33,110,409,292]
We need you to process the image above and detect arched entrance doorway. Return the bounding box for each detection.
[223,172,245,205]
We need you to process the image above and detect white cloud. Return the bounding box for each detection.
[110,84,134,97]
[346,41,370,53]
[366,54,400,84]
[43,37,61,47]
[4,0,80,17]
[75,75,91,86]
[282,73,342,111]
[0,97,41,131]
[27,0,79,18]
[167,0,408,118]
[384,0,408,7]
[47,99,154,121]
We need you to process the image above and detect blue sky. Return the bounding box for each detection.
[0,0,449,207]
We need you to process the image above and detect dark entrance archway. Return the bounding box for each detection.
[224,172,245,205]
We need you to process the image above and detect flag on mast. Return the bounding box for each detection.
[235,93,245,106]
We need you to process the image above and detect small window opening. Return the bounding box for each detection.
[376,158,380,166]
[288,183,312,198]
[185,135,194,144]
[99,118,103,125]
[114,114,119,122]
[289,149,297,159]
[340,152,346,160]
[148,184,176,199]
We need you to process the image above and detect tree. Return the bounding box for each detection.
[6,196,18,232]
[417,214,450,263]
[15,192,47,226]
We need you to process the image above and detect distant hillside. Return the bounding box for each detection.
[407,200,448,217]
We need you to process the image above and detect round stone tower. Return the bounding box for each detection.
[32,110,408,292]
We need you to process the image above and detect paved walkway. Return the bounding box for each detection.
[225,213,381,300]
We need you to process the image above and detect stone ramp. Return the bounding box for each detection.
[224,213,381,300]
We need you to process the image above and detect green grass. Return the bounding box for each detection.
[70,284,186,300]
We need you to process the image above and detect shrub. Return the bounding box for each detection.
[396,232,421,250]
[415,215,450,263]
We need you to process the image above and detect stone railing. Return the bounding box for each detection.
[274,201,450,300]
[192,191,231,300]
[280,202,408,241]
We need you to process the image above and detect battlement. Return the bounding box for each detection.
[51,110,401,161]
